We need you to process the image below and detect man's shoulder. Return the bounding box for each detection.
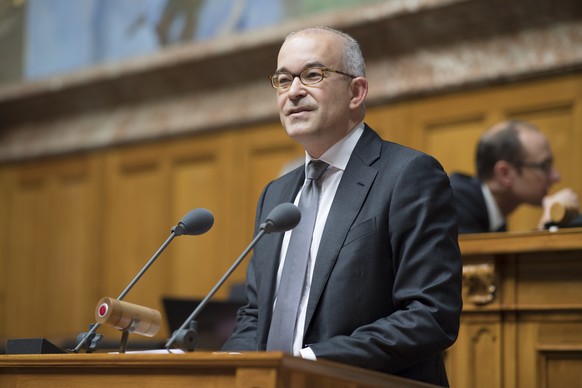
[364,125,444,163]
[450,172,480,188]
[449,173,486,201]
[448,172,491,233]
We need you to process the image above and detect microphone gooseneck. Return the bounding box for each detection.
[72,208,214,353]
[165,202,300,351]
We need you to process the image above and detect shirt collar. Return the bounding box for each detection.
[304,122,365,171]
[481,183,505,232]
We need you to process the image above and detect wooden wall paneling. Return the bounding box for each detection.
[516,319,582,388]
[537,345,582,388]
[498,76,581,231]
[3,163,51,338]
[405,91,491,175]
[0,167,7,343]
[575,76,582,199]
[102,142,173,341]
[514,250,582,388]
[514,321,539,388]
[163,133,238,300]
[446,316,503,388]
[238,123,304,244]
[444,321,469,388]
[365,103,411,148]
[470,321,502,388]
[1,154,103,341]
[498,254,519,388]
[423,115,486,176]
[536,320,582,388]
[516,252,582,308]
[216,122,304,293]
[447,253,504,388]
[100,131,245,341]
[501,313,519,388]
[44,155,103,340]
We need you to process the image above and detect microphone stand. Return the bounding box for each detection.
[165,229,267,351]
[72,232,177,353]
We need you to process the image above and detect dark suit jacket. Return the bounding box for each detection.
[448,173,494,234]
[449,172,511,234]
[222,125,463,386]
[450,172,582,232]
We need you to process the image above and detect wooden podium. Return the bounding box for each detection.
[446,227,582,388]
[0,351,435,387]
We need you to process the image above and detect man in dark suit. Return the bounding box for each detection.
[222,27,462,387]
[450,120,580,234]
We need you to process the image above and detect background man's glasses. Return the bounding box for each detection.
[518,158,554,174]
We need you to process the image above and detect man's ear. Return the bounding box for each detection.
[493,160,516,187]
[349,77,368,110]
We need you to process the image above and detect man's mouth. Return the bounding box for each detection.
[286,107,312,116]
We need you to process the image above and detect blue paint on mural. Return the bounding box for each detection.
[24,0,377,80]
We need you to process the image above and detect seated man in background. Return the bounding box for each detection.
[450,120,580,234]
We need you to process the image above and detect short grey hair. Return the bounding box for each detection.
[284,26,366,77]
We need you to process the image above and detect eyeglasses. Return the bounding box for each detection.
[517,158,554,174]
[269,67,356,90]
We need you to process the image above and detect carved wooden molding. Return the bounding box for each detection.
[463,263,496,306]
[0,0,581,162]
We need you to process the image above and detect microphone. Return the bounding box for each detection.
[72,208,214,353]
[173,208,215,236]
[95,297,162,337]
[260,202,302,233]
[165,202,301,351]
[549,201,580,225]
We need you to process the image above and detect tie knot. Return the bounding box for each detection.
[307,160,328,181]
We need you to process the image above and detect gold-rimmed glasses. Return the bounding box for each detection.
[269,67,356,90]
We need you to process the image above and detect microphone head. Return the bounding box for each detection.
[260,203,301,234]
[173,208,214,236]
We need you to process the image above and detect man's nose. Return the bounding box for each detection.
[287,77,306,98]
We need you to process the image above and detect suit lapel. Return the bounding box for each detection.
[304,126,381,331]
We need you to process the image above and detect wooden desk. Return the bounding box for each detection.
[0,352,434,388]
[446,228,582,388]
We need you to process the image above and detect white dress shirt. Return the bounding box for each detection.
[273,123,365,358]
[481,183,505,232]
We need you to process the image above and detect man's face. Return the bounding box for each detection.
[512,130,560,205]
[274,31,355,155]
